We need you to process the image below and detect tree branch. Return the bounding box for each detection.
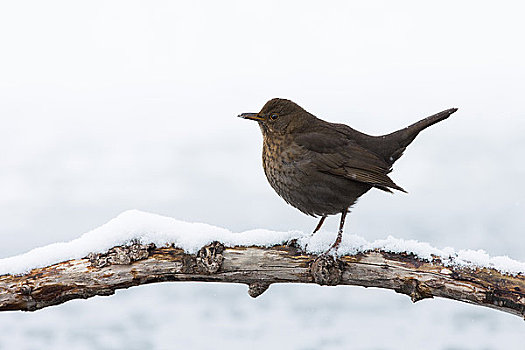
[1,241,524,318]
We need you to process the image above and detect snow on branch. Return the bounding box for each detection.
[0,210,524,317]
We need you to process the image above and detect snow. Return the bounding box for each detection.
[1,210,524,276]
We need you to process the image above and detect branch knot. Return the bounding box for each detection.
[396,279,433,303]
[196,241,224,274]
[310,255,343,286]
[87,241,155,268]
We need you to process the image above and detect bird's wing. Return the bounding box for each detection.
[293,130,406,193]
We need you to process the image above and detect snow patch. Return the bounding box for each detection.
[1,210,524,276]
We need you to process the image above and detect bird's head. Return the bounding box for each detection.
[238,98,313,135]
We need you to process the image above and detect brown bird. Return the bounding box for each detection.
[239,98,457,252]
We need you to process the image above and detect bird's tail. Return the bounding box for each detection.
[379,108,458,164]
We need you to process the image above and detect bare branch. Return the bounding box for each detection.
[1,241,524,318]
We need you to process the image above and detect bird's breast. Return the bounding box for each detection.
[260,134,370,217]
[262,136,294,186]
[262,135,286,185]
[261,135,313,210]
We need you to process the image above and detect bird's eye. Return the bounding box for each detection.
[270,113,279,120]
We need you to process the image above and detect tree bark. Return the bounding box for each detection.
[1,241,524,318]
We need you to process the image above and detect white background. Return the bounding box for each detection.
[1,1,524,349]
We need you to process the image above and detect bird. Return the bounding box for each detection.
[239,98,457,252]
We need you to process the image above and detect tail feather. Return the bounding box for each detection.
[380,108,458,164]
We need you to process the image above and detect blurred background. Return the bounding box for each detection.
[1,0,524,349]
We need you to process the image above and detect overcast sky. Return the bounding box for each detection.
[1,0,524,256]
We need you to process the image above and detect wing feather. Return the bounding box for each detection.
[294,130,406,193]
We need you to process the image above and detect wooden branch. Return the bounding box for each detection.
[1,241,524,318]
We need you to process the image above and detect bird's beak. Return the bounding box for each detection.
[238,113,265,121]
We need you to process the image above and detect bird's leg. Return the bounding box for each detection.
[312,215,327,235]
[327,209,348,253]
[311,210,348,285]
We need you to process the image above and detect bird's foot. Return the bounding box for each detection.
[321,229,343,256]
[305,215,328,251]
[286,238,299,248]
[327,239,341,253]
[303,234,317,252]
